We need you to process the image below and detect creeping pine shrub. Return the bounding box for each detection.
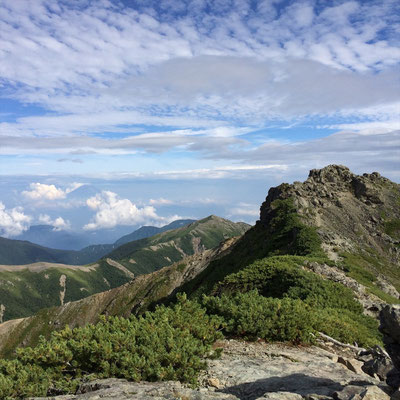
[215,256,363,313]
[208,257,382,348]
[202,290,316,343]
[315,308,382,348]
[268,198,323,256]
[0,294,222,399]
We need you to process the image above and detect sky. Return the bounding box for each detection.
[0,0,399,240]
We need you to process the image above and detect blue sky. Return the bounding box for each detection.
[0,0,399,239]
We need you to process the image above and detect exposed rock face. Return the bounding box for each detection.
[260,164,400,296]
[30,340,393,400]
[261,165,399,261]
[304,261,387,317]
[380,305,400,389]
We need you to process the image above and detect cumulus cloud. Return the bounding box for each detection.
[38,214,71,231]
[84,191,176,230]
[22,182,84,201]
[0,202,32,237]
[22,183,66,200]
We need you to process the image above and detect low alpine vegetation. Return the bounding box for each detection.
[0,295,222,399]
[203,256,381,347]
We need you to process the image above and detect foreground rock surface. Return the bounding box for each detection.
[30,340,393,400]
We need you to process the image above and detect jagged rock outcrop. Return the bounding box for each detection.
[259,164,400,309]
[260,165,400,269]
[3,165,400,399]
[380,305,400,389]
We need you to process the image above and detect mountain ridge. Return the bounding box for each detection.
[0,216,249,323]
[0,219,196,265]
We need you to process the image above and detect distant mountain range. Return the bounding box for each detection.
[0,216,249,322]
[3,219,196,265]
[15,225,92,251]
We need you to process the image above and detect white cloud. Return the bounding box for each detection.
[228,202,260,222]
[152,164,288,179]
[21,182,84,201]
[0,0,398,181]
[0,0,398,142]
[0,202,32,237]
[22,183,66,200]
[149,198,174,206]
[84,191,176,230]
[229,206,260,218]
[38,214,71,231]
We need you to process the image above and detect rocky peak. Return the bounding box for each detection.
[258,165,399,301]
[307,164,353,184]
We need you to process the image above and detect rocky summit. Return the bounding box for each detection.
[260,164,400,300]
[260,165,399,267]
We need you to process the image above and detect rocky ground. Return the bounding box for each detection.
[30,339,398,400]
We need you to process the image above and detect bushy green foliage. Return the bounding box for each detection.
[315,308,382,348]
[268,199,323,256]
[181,198,324,297]
[0,295,222,399]
[384,219,400,240]
[202,289,381,347]
[214,256,363,313]
[204,256,381,347]
[203,290,316,343]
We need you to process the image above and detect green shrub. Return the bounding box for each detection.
[202,289,382,348]
[268,198,323,256]
[0,295,222,399]
[384,219,400,240]
[202,290,316,343]
[214,256,363,313]
[315,308,382,348]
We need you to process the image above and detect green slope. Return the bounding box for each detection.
[0,165,396,373]
[105,215,250,275]
[0,216,249,322]
[0,237,79,265]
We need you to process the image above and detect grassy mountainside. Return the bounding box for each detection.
[182,165,400,301]
[114,219,196,246]
[0,262,130,322]
[0,238,238,357]
[0,217,248,322]
[0,237,80,265]
[0,165,398,398]
[71,219,197,265]
[106,216,249,275]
